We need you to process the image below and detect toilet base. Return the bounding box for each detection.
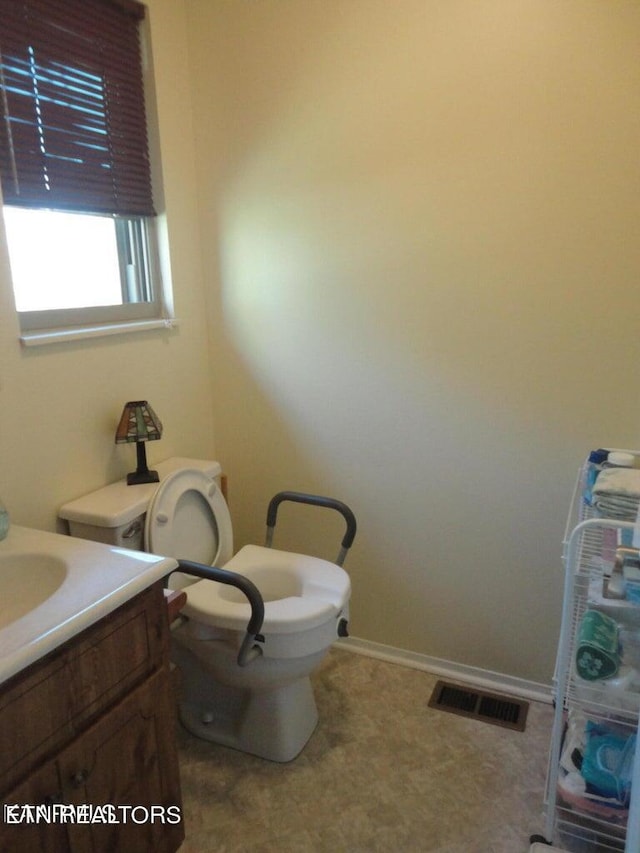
[172,637,320,762]
[178,674,319,763]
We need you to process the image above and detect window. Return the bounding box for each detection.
[0,0,171,343]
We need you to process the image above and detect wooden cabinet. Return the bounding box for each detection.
[0,583,184,853]
[0,760,70,852]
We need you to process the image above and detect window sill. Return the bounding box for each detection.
[19,317,179,347]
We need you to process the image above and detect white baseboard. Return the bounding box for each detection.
[335,636,553,705]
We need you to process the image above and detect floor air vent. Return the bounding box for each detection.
[428,680,528,731]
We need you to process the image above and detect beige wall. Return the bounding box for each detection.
[0,0,215,532]
[1,0,638,687]
[186,0,640,683]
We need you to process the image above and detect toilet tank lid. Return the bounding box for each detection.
[59,457,222,528]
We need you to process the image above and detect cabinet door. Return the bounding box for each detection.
[0,583,165,797]
[59,670,183,853]
[0,759,71,852]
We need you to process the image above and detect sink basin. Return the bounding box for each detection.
[0,553,67,629]
[0,525,177,686]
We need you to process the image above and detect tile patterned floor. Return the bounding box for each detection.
[177,648,553,852]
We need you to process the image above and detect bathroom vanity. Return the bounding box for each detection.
[0,527,184,852]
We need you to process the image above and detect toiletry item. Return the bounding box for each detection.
[581,722,636,804]
[576,610,620,681]
[0,499,8,540]
[623,563,640,603]
[584,449,608,505]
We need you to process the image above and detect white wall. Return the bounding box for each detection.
[0,0,215,532]
[185,0,640,683]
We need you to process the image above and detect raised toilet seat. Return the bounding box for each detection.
[184,546,348,631]
[144,466,353,761]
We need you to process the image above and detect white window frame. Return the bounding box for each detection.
[9,211,171,338]
[1,9,175,347]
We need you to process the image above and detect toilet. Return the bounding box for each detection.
[59,457,353,762]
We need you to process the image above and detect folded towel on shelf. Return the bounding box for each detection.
[594,495,640,519]
[592,468,640,520]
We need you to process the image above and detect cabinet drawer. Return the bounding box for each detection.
[0,583,167,795]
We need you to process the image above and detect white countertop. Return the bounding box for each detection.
[0,525,177,686]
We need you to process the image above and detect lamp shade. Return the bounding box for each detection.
[115,401,163,444]
[115,401,163,485]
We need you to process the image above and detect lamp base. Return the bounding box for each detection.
[125,442,159,486]
[126,469,159,486]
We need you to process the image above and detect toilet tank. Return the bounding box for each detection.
[59,457,222,551]
[67,512,147,550]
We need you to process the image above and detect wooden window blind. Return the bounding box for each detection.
[0,0,155,216]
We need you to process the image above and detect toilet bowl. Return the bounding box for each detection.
[145,464,352,762]
[59,459,353,762]
[169,545,350,762]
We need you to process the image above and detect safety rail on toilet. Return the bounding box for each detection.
[170,490,357,668]
[170,560,265,667]
[265,491,357,566]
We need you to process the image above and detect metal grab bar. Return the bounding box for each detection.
[265,491,357,567]
[170,559,265,667]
